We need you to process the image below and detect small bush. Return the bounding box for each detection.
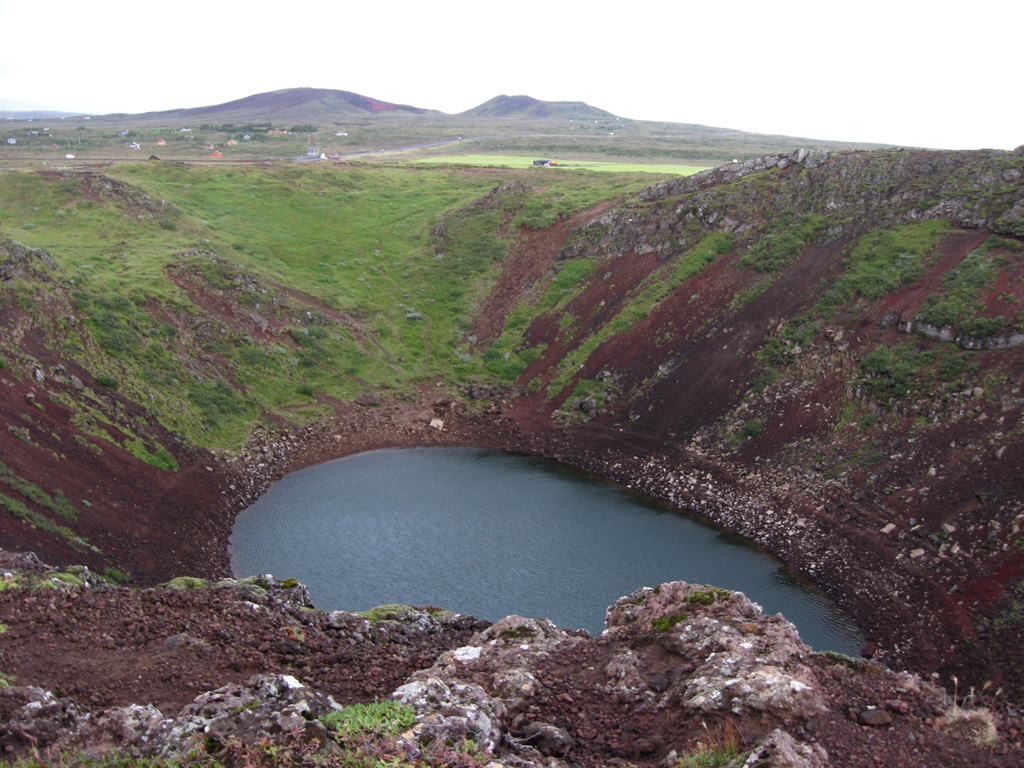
[743,420,764,438]
[102,567,133,585]
[944,705,998,747]
[95,375,119,390]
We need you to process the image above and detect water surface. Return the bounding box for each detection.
[230,447,862,653]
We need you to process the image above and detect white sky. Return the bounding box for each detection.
[1,0,1019,151]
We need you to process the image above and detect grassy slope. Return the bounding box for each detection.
[0,163,659,451]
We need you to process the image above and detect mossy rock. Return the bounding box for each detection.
[358,604,419,623]
[160,576,211,589]
[685,587,732,606]
[44,571,84,588]
[217,578,271,597]
[650,612,689,631]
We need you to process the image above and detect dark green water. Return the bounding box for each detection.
[229,447,862,653]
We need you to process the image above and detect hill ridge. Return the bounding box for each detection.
[98,86,430,122]
[459,93,617,119]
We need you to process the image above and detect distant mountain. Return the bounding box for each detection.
[0,110,83,120]
[460,95,617,120]
[0,97,90,120]
[99,88,431,123]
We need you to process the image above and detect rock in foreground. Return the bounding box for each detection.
[0,557,1018,767]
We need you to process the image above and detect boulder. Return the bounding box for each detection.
[743,728,828,767]
[605,583,830,720]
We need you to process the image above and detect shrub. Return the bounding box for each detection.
[742,420,764,438]
[102,567,133,585]
[859,343,938,405]
[187,380,248,424]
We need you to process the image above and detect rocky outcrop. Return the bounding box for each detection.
[604,582,829,720]
[0,237,56,282]
[0,553,1016,767]
[1,673,338,757]
[393,584,832,765]
[566,149,1024,263]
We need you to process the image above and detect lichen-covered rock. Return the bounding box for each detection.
[743,728,829,768]
[0,685,86,751]
[168,673,337,755]
[1,674,340,759]
[605,583,830,720]
[393,677,505,753]
[392,615,584,760]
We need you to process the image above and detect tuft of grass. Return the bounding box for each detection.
[320,700,416,740]
[101,567,133,585]
[943,677,1001,747]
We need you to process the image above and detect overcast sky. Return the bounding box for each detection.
[1,0,1019,151]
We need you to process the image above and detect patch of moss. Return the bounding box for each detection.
[499,624,538,640]
[358,604,418,623]
[45,571,84,588]
[685,588,731,606]
[650,613,689,631]
[159,576,211,589]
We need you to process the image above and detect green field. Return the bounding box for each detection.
[410,154,711,175]
[0,162,657,448]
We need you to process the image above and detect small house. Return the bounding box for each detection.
[335,131,348,136]
[210,150,222,158]
[156,139,167,146]
[226,139,237,146]
[128,141,141,149]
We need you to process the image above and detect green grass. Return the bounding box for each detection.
[819,220,949,311]
[320,701,416,739]
[917,236,1014,333]
[0,460,78,521]
[411,154,711,175]
[0,163,655,449]
[737,214,826,273]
